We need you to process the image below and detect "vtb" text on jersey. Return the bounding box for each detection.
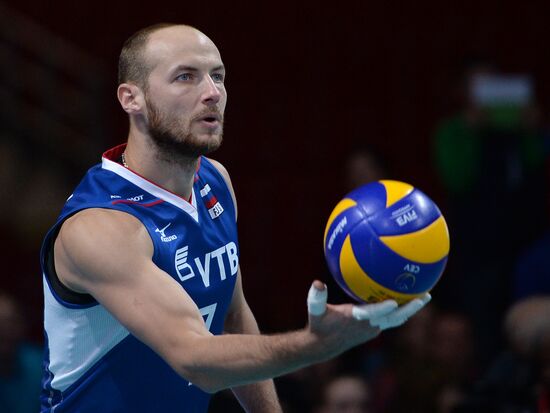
[174,242,238,287]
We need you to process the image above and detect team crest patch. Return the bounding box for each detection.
[200,184,224,219]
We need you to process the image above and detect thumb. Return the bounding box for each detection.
[307,281,327,316]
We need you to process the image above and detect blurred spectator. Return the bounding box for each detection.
[511,181,550,301]
[0,291,42,413]
[433,58,494,197]
[433,57,545,201]
[276,357,344,413]
[431,312,477,413]
[432,57,547,367]
[370,307,478,413]
[368,303,434,412]
[457,296,550,412]
[315,375,372,413]
[512,232,550,301]
[430,312,476,384]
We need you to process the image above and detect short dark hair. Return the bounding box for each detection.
[117,23,178,88]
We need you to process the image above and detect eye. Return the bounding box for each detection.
[175,73,193,81]
[211,73,225,83]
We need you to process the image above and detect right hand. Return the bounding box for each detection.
[306,280,431,359]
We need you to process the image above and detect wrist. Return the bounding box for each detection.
[298,327,333,364]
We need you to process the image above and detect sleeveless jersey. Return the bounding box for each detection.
[40,144,239,413]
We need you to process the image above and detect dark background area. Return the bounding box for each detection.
[2,1,550,412]
[1,0,549,340]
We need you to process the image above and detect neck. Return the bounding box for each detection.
[124,130,198,200]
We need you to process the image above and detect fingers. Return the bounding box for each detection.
[403,293,431,315]
[307,281,431,330]
[352,300,398,321]
[370,293,432,330]
[307,281,328,316]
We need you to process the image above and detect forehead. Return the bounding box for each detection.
[145,26,223,72]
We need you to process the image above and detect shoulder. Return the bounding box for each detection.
[204,157,231,183]
[56,208,153,287]
[60,208,147,244]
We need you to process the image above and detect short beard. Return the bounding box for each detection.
[145,97,223,163]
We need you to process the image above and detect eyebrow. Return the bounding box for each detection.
[171,64,225,73]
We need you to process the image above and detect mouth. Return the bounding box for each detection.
[197,113,222,125]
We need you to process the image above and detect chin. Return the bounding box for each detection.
[181,137,221,158]
[198,133,223,148]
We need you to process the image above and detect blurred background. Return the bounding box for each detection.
[1,1,549,412]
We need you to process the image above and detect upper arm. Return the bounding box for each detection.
[206,158,238,220]
[54,208,210,377]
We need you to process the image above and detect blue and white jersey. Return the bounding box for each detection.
[40,144,239,413]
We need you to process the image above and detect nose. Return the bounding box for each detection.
[201,75,222,106]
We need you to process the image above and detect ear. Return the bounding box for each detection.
[117,83,144,114]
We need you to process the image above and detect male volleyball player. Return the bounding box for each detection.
[40,24,430,413]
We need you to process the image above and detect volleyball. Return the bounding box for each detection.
[323,180,450,304]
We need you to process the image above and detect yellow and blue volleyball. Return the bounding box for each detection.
[323,180,450,304]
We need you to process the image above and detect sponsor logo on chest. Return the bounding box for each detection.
[174,242,238,288]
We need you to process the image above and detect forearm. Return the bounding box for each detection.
[184,329,321,393]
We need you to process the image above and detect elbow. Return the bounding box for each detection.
[175,366,225,394]
[171,351,226,393]
[193,379,223,394]
[166,333,232,393]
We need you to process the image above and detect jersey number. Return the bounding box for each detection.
[199,303,217,331]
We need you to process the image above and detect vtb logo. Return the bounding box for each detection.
[174,242,238,288]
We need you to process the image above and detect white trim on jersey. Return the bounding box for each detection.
[102,157,199,223]
[43,276,130,392]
